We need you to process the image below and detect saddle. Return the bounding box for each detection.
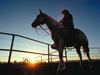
[65,29,80,46]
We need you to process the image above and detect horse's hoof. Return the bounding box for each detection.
[63,66,66,70]
[90,60,93,68]
[90,65,92,68]
[80,62,83,68]
[56,70,63,75]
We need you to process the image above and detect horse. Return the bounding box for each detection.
[31,9,92,73]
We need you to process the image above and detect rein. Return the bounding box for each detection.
[39,25,50,35]
[35,25,50,36]
[35,27,48,30]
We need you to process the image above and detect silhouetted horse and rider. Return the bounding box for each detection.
[31,9,92,73]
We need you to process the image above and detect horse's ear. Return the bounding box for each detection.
[39,9,42,14]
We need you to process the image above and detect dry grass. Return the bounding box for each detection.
[0,60,100,75]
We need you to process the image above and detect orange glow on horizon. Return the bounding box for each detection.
[30,59,36,64]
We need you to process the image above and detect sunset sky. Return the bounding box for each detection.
[0,0,100,62]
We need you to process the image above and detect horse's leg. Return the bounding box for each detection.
[76,46,82,67]
[84,46,92,68]
[57,39,65,72]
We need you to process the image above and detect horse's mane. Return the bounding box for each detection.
[43,13,58,24]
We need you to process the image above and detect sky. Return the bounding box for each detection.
[0,0,100,62]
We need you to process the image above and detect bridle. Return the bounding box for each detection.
[34,13,51,36]
[34,13,62,36]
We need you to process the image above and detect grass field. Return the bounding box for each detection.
[0,60,100,75]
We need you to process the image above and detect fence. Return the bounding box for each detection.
[0,32,100,64]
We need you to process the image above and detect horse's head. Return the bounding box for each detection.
[31,9,45,28]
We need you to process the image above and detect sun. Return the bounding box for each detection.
[30,59,35,64]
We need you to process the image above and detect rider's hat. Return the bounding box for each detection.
[61,9,69,14]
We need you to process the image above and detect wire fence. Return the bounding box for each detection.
[0,32,100,64]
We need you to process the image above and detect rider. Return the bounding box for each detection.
[59,9,74,34]
[51,9,75,49]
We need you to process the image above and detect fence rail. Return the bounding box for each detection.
[0,32,100,64]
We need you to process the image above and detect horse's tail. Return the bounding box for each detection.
[82,44,89,55]
[76,29,89,55]
[82,32,89,55]
[82,46,86,55]
[81,35,89,55]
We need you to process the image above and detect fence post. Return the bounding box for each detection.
[65,48,67,62]
[41,56,42,63]
[51,53,52,63]
[8,35,15,65]
[48,44,50,63]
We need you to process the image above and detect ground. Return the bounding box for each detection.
[0,60,100,75]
